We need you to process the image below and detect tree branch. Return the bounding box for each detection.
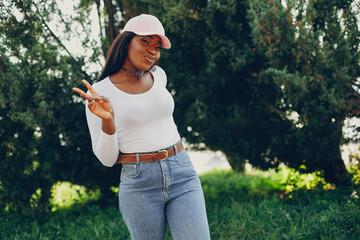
[30,0,91,79]
[31,1,74,58]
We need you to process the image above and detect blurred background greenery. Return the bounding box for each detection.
[1,0,360,239]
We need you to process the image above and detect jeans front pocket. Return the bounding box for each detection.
[173,149,192,166]
[121,162,142,178]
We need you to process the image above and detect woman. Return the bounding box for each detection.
[73,14,211,240]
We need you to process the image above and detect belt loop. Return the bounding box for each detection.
[136,153,140,164]
[174,144,178,154]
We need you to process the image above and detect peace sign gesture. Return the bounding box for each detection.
[73,80,114,120]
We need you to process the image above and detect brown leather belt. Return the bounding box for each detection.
[116,142,184,164]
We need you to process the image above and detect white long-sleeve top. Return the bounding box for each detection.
[85,66,181,167]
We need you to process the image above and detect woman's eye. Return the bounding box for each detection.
[156,47,161,50]
[141,39,149,44]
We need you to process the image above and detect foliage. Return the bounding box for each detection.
[49,182,101,211]
[248,0,360,185]
[155,0,360,186]
[348,150,360,206]
[1,170,360,240]
[151,0,295,173]
[200,170,284,202]
[0,0,121,212]
[349,149,360,181]
[200,167,334,205]
[1,0,359,212]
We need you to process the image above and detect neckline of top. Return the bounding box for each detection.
[107,68,157,96]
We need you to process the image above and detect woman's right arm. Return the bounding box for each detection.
[73,80,120,167]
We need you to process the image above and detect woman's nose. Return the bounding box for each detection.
[147,49,155,55]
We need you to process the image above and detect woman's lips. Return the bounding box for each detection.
[144,56,155,63]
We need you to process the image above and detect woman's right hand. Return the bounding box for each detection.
[73,80,114,120]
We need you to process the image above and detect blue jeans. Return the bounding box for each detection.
[118,142,211,240]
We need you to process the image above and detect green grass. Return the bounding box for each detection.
[1,169,360,240]
[207,195,360,240]
[1,205,129,239]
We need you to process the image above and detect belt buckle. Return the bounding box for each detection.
[158,149,169,161]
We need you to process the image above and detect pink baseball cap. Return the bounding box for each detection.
[122,14,171,49]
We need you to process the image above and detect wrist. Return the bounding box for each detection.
[103,113,114,121]
[102,117,115,135]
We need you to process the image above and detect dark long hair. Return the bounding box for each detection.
[97,32,136,81]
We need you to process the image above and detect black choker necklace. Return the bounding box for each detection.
[121,67,144,76]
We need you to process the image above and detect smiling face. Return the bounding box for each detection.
[123,35,162,72]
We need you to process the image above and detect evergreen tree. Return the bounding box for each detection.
[0,0,121,211]
[155,0,294,171]
[248,0,360,185]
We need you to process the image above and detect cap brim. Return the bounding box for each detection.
[133,32,171,49]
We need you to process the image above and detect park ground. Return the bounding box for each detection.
[1,160,360,239]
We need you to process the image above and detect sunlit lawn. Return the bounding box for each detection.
[1,167,360,240]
